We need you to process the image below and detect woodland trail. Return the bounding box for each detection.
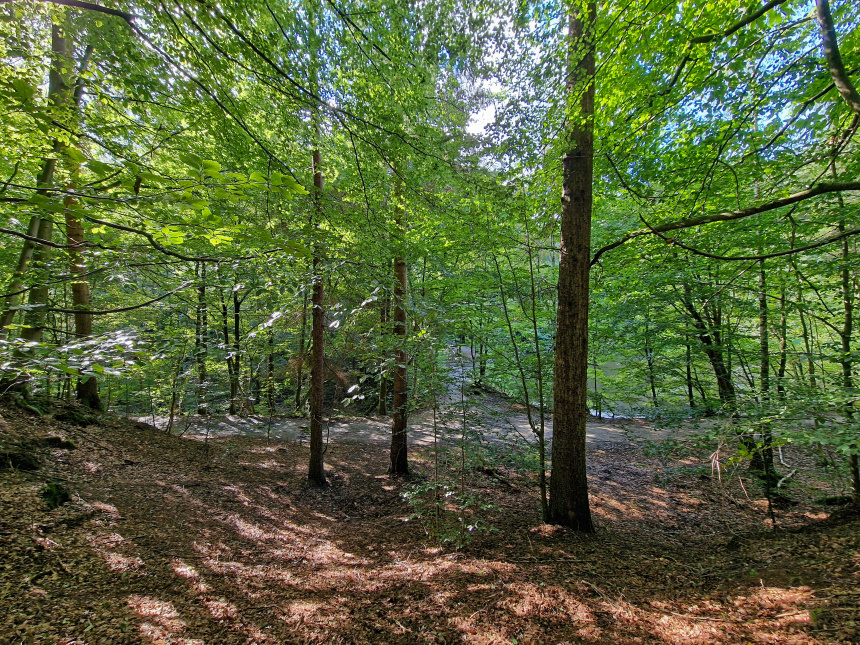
[132,345,693,448]
[133,392,687,449]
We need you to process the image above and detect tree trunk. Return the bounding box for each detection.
[65,166,101,409]
[308,147,326,485]
[644,317,658,408]
[840,225,859,499]
[754,258,774,478]
[267,328,275,413]
[389,177,409,476]
[233,290,243,414]
[681,290,737,409]
[685,326,696,409]
[378,294,389,415]
[0,217,43,337]
[548,2,595,532]
[295,291,308,412]
[1,24,70,340]
[220,290,236,414]
[777,285,788,399]
[195,262,208,415]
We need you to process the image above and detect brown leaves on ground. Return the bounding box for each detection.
[0,401,858,644]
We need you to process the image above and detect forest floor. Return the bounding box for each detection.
[1,394,859,645]
[131,391,687,447]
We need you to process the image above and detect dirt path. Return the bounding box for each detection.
[133,392,686,449]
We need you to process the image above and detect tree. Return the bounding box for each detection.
[548,0,595,532]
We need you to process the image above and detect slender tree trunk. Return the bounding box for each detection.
[840,223,859,499]
[233,290,243,413]
[685,325,696,409]
[0,217,42,337]
[195,262,208,415]
[777,285,788,399]
[267,328,275,413]
[295,291,308,412]
[389,177,409,476]
[644,316,658,408]
[682,290,737,409]
[220,290,236,414]
[378,294,389,415]
[754,258,774,478]
[548,2,595,531]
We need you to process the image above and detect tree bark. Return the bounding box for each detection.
[1,24,71,340]
[681,289,737,408]
[755,258,774,478]
[295,291,308,412]
[220,290,236,414]
[308,146,326,485]
[389,177,409,476]
[66,168,101,409]
[195,262,208,415]
[816,0,860,116]
[233,290,244,413]
[548,2,595,532]
[378,294,389,415]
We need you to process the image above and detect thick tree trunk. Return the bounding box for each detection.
[66,169,101,409]
[1,24,70,340]
[389,179,409,476]
[548,2,595,532]
[308,147,326,485]
[840,228,859,499]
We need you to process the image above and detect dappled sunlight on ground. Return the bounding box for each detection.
[3,406,858,644]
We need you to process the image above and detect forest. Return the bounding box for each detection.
[1,0,859,643]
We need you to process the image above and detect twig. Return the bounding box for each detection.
[662,609,732,623]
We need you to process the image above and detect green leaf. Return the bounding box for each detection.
[179,152,203,169]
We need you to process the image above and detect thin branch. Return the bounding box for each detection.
[45,282,191,315]
[0,0,136,23]
[591,181,860,266]
[690,0,791,44]
[647,223,860,262]
[0,227,82,250]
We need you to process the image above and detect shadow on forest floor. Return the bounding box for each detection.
[1,400,858,644]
